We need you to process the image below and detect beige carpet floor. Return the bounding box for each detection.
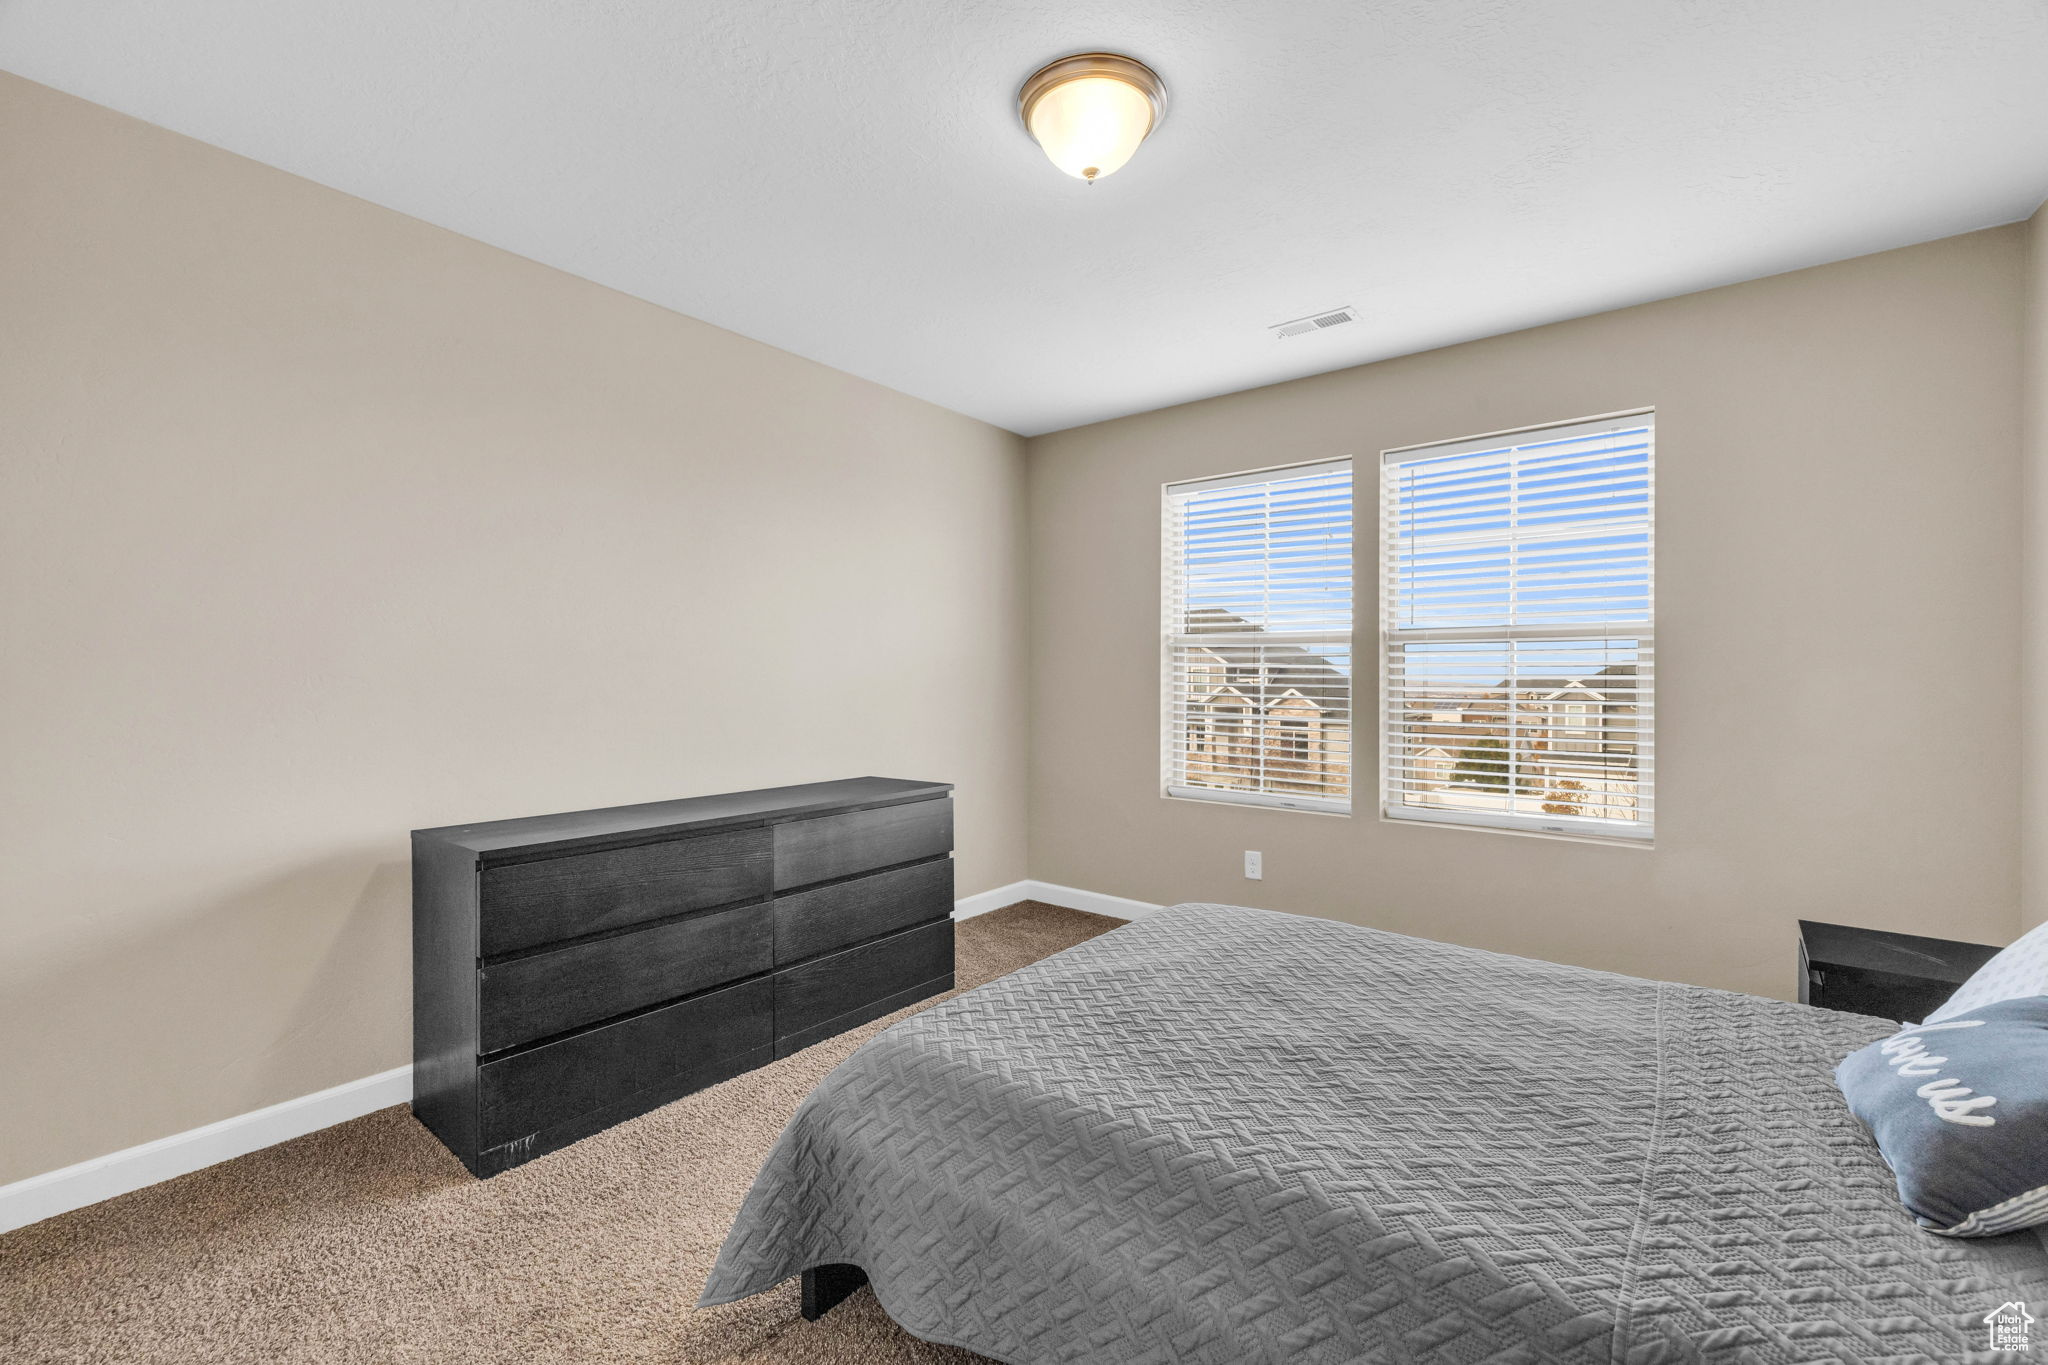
[0,902,1123,1365]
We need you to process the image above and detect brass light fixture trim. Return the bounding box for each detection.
[1017,52,1168,182]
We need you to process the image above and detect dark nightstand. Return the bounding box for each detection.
[1798,920,2000,1023]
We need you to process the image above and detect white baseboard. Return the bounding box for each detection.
[951,879,1036,920]
[4,880,1166,1236]
[1015,879,1164,921]
[954,878,1163,923]
[0,1063,413,1235]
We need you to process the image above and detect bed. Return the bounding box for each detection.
[700,903,2048,1362]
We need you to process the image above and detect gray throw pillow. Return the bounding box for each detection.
[1837,997,2048,1236]
[1926,919,2048,1022]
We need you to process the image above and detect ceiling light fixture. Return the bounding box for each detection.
[1017,52,1166,184]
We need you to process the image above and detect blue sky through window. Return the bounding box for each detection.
[1176,466,1353,676]
[1390,424,1651,681]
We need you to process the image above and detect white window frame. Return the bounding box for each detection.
[1162,458,1354,816]
[1379,411,1654,844]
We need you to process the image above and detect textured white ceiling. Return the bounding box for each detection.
[4,2,2047,435]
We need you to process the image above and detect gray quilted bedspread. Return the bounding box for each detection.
[700,904,2048,1363]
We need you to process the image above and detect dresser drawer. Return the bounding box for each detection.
[773,798,952,890]
[773,917,954,1057]
[479,826,771,956]
[478,901,773,1053]
[477,976,773,1150]
[774,858,953,965]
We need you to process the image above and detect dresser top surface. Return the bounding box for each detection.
[414,776,951,856]
[1798,918,1999,985]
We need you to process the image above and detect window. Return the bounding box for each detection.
[1278,716,1311,762]
[1381,412,1653,841]
[1552,700,1599,754]
[1164,459,1353,813]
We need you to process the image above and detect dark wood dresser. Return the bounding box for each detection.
[1798,919,1998,1023]
[412,777,955,1176]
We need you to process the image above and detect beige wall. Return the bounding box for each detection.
[1028,227,2027,999]
[0,75,1028,1184]
[2024,202,2048,930]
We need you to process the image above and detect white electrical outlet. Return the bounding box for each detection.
[1244,850,1263,880]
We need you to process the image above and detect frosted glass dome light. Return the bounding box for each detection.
[1018,53,1166,183]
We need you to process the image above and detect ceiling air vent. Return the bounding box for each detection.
[1269,306,1359,340]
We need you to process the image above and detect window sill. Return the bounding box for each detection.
[1382,805,1653,848]
[1163,786,1352,818]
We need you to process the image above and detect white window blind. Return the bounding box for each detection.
[1163,459,1353,813]
[1381,413,1653,841]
